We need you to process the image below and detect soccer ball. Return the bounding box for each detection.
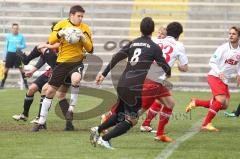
[64,27,82,44]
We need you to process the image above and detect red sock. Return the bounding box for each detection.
[105,112,112,121]
[142,101,162,126]
[195,99,212,108]
[156,106,172,136]
[202,100,222,127]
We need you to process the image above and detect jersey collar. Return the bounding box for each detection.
[68,19,76,26]
[229,41,240,50]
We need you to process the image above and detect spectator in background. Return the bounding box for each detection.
[0,23,28,89]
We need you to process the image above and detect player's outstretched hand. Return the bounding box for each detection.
[177,63,188,72]
[96,73,105,85]
[25,71,34,78]
[236,75,240,87]
[37,43,47,50]
[58,28,67,37]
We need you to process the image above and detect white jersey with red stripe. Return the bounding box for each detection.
[208,42,240,84]
[154,36,188,67]
[146,36,188,81]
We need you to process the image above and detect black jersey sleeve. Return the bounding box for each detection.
[154,47,171,76]
[35,56,46,69]
[102,42,131,77]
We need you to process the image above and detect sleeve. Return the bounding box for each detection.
[82,25,94,54]
[209,46,223,74]
[48,21,62,44]
[3,35,9,60]
[19,34,26,50]
[178,44,188,66]
[237,63,240,76]
[34,56,46,69]
[154,47,171,76]
[102,42,130,77]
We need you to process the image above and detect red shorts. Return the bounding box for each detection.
[208,75,230,99]
[141,78,171,110]
[110,101,121,114]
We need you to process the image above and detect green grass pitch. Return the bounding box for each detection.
[0,89,240,159]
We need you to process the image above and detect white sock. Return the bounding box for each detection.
[70,85,79,107]
[38,97,52,124]
[68,105,74,112]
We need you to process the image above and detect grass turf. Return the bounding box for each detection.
[0,89,239,159]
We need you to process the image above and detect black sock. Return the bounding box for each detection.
[98,114,119,133]
[1,72,8,87]
[22,94,34,117]
[66,120,73,126]
[26,46,41,62]
[37,95,45,118]
[234,103,240,117]
[59,98,69,118]
[21,72,28,89]
[102,120,132,141]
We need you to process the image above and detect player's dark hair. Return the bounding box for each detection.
[166,22,183,39]
[69,5,85,15]
[140,17,155,36]
[12,23,18,27]
[230,26,240,37]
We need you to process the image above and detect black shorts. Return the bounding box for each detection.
[5,52,22,68]
[48,61,84,88]
[113,87,142,119]
[33,73,49,92]
[113,98,141,120]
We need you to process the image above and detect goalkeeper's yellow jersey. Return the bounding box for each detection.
[0,62,4,80]
[48,19,93,62]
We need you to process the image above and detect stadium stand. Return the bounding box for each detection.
[0,0,240,90]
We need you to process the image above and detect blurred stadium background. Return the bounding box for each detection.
[0,0,240,90]
[1,1,240,159]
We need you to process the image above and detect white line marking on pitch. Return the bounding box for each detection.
[155,119,203,159]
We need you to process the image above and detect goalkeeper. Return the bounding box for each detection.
[32,5,93,131]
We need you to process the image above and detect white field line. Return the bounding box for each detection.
[155,119,203,159]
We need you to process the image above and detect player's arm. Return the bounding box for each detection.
[177,45,188,72]
[25,56,46,77]
[38,43,60,50]
[154,47,171,77]
[102,42,130,77]
[102,52,127,76]
[209,46,224,79]
[82,26,94,54]
[19,34,27,50]
[96,42,130,84]
[48,21,63,44]
[236,63,240,87]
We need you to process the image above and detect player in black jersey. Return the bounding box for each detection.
[90,17,171,149]
[12,44,58,123]
[14,44,77,131]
